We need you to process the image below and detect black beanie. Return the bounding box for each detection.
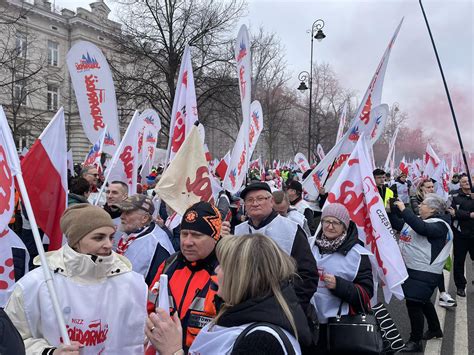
[181,201,222,241]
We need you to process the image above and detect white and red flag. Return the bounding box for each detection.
[156,126,214,215]
[66,41,120,155]
[248,101,263,159]
[0,107,17,231]
[399,156,409,176]
[384,126,399,172]
[138,109,161,166]
[21,108,68,250]
[336,101,347,143]
[323,135,408,301]
[294,152,310,173]
[222,25,252,193]
[167,45,199,162]
[83,126,106,171]
[105,111,140,196]
[215,151,231,180]
[433,159,450,200]
[303,19,403,199]
[423,143,441,178]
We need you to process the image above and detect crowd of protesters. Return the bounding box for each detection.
[1,161,473,355]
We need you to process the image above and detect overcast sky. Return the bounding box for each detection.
[55,0,473,153]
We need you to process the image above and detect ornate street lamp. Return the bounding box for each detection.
[297,19,326,163]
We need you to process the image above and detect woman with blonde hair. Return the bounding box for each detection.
[146,233,312,355]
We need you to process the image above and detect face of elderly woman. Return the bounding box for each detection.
[321,217,346,239]
[419,201,436,220]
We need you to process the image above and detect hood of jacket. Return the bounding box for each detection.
[33,244,133,284]
[215,282,312,346]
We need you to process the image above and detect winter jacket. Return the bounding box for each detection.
[235,211,318,312]
[5,244,147,355]
[291,196,317,235]
[391,210,452,301]
[190,283,311,355]
[450,189,474,239]
[147,251,219,352]
[0,308,25,355]
[67,193,89,206]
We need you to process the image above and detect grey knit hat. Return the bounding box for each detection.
[321,203,351,229]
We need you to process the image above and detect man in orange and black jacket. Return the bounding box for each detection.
[146,201,222,353]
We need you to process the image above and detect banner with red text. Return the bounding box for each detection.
[167,45,199,162]
[137,109,161,166]
[66,41,120,155]
[105,111,140,196]
[222,25,252,193]
[324,135,408,302]
[294,152,310,173]
[248,101,263,159]
[303,104,388,198]
[156,126,214,215]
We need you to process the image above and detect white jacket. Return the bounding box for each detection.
[5,244,147,354]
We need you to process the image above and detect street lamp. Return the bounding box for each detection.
[297,19,326,164]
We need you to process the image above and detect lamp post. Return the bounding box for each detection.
[297,19,326,163]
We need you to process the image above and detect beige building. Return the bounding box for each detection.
[0,0,124,161]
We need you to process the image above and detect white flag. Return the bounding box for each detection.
[316,144,325,161]
[294,152,310,173]
[324,135,408,302]
[336,101,347,143]
[248,101,263,159]
[423,143,441,178]
[66,41,120,155]
[167,45,199,162]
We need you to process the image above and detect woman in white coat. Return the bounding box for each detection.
[5,204,148,355]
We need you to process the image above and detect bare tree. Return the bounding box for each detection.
[110,0,246,139]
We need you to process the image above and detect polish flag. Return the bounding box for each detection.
[399,156,409,176]
[21,108,68,250]
[215,151,231,181]
[423,143,440,178]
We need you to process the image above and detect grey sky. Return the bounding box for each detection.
[56,0,473,153]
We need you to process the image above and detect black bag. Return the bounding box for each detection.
[232,322,296,355]
[326,289,383,354]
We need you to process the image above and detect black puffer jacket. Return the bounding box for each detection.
[451,189,474,239]
[216,283,312,354]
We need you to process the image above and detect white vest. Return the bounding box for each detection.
[311,243,371,323]
[398,218,453,274]
[123,224,175,277]
[189,323,301,355]
[293,199,310,216]
[18,267,147,354]
[287,209,311,237]
[235,215,298,255]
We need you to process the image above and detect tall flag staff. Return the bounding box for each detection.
[419,0,472,188]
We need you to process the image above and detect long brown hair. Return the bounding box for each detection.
[213,234,298,338]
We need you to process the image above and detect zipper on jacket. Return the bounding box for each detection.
[178,271,195,316]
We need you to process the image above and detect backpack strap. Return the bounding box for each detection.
[232,322,296,355]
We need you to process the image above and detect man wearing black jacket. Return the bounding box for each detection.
[449,175,474,297]
[234,182,318,312]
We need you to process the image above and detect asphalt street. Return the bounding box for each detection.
[382,260,473,354]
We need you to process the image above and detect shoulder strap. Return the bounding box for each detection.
[232,322,296,355]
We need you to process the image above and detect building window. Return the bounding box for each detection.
[47,84,59,111]
[48,40,59,66]
[15,32,27,58]
[14,76,27,105]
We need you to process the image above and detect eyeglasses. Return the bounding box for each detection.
[88,173,99,177]
[322,219,343,227]
[244,196,271,205]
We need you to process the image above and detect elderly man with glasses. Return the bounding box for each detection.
[234,182,318,315]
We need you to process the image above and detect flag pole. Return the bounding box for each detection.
[15,173,70,344]
[419,0,472,189]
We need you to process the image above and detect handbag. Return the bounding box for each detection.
[326,286,383,354]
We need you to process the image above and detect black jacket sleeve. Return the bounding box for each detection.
[290,226,318,310]
[318,193,328,208]
[331,255,373,313]
[231,330,285,355]
[304,208,317,236]
[400,209,448,240]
